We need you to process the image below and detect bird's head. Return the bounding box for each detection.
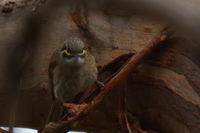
[59,37,87,68]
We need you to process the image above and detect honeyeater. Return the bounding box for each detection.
[47,37,98,122]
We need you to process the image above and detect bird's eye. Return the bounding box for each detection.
[63,50,73,56]
[78,50,86,56]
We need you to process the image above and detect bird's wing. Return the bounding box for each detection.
[48,50,59,100]
[45,50,63,123]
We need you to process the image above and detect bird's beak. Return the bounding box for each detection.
[74,53,79,58]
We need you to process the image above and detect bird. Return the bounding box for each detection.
[47,37,98,122]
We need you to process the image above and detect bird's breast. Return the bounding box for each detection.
[53,67,97,103]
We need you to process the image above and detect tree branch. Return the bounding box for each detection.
[118,81,133,133]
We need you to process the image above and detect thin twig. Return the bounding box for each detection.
[42,28,173,133]
[118,81,133,133]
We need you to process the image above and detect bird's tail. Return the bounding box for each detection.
[45,100,63,123]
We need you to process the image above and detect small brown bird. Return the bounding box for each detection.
[47,37,98,122]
